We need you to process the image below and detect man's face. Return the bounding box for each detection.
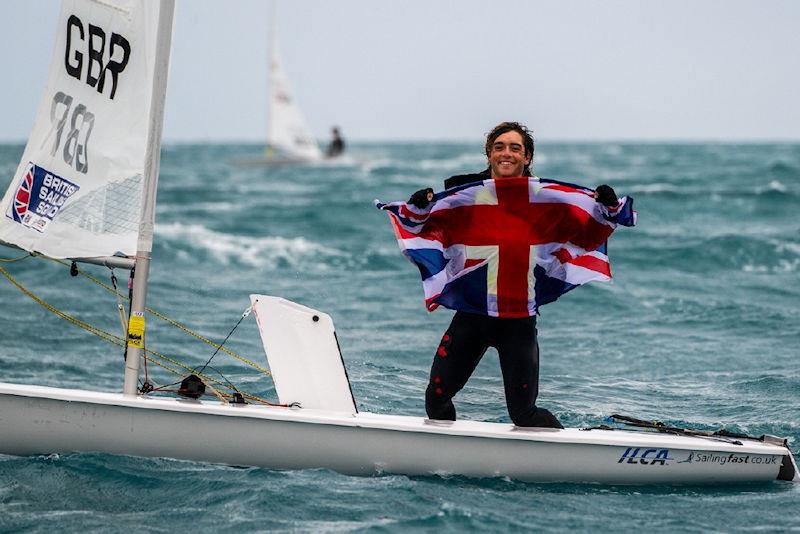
[488,131,531,178]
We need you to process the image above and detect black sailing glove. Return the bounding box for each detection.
[408,187,434,209]
[594,184,618,207]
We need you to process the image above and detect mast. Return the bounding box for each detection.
[123,0,176,396]
[266,2,277,158]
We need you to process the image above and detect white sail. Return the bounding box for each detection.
[0,0,172,259]
[267,42,322,162]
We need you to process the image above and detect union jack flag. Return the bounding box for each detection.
[10,164,34,223]
[377,176,636,318]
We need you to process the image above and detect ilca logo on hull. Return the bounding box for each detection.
[618,447,673,466]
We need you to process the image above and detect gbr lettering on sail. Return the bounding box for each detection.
[65,14,131,100]
[49,13,132,174]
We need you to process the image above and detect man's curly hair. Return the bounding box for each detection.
[484,121,535,176]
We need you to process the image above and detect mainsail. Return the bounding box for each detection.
[0,0,171,260]
[267,41,322,162]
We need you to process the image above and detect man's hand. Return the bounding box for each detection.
[594,184,618,207]
[408,187,434,209]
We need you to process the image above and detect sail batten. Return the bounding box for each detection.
[137,0,174,254]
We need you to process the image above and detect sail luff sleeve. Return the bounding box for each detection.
[137,0,175,253]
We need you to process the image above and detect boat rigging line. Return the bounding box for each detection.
[195,305,253,375]
[605,413,794,448]
[0,252,32,264]
[0,256,286,406]
[51,256,271,377]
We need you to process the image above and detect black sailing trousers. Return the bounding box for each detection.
[425,310,553,427]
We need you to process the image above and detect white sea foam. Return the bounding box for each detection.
[357,157,394,173]
[417,153,486,171]
[0,163,18,176]
[754,180,788,194]
[776,242,800,255]
[157,201,239,214]
[156,222,345,268]
[743,258,799,274]
[749,239,800,274]
[742,264,769,273]
[628,183,680,194]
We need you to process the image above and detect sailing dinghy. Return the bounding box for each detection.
[235,13,327,166]
[0,0,797,485]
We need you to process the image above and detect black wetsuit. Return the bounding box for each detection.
[327,136,345,157]
[424,171,563,428]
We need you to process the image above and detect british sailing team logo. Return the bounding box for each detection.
[6,163,80,232]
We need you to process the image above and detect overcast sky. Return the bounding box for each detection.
[1,0,798,142]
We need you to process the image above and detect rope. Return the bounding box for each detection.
[0,253,32,263]
[200,377,229,404]
[147,303,271,376]
[1,264,127,347]
[47,257,272,377]
[0,263,280,406]
[196,307,250,375]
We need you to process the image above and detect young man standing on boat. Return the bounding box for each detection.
[406,121,620,429]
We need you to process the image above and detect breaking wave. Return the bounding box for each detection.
[155,222,346,269]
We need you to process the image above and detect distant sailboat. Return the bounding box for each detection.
[237,15,325,166]
[263,40,323,163]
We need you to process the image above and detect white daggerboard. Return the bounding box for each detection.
[0,0,170,259]
[250,295,356,414]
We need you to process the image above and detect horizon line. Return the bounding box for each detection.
[1,137,799,145]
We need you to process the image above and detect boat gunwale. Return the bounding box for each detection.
[0,381,791,457]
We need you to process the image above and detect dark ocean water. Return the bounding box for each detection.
[1,141,798,532]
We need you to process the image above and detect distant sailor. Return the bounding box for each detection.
[326,126,345,158]
[400,121,630,429]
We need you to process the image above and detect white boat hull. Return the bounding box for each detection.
[1,383,796,485]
